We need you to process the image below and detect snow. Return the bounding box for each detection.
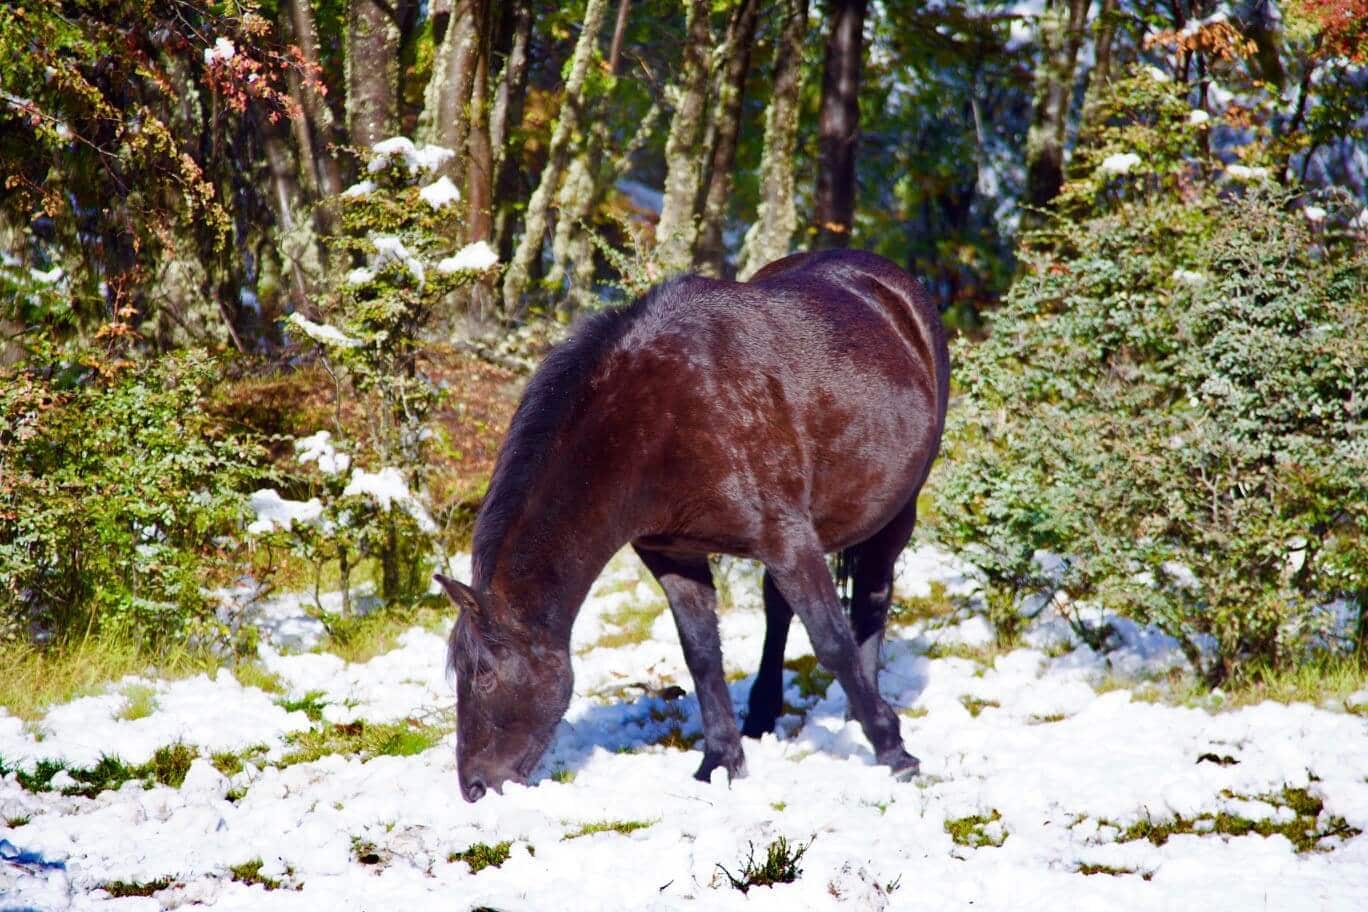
[1098,153,1140,177]
[1303,206,1327,223]
[1225,164,1270,182]
[245,490,323,535]
[203,37,236,66]
[1187,109,1210,126]
[286,313,362,349]
[344,267,374,286]
[342,467,438,534]
[29,266,63,284]
[341,180,375,198]
[435,241,499,275]
[370,235,425,285]
[418,176,460,210]
[366,137,455,176]
[1172,268,1206,286]
[4,546,1368,909]
[294,431,350,476]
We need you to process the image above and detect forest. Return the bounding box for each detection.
[1,1,1367,906]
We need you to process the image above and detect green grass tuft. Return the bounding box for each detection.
[228,858,282,891]
[449,840,513,873]
[564,819,656,840]
[945,810,1007,847]
[234,663,285,695]
[280,718,447,767]
[116,683,158,721]
[783,656,834,700]
[276,690,328,722]
[103,878,174,897]
[960,696,1001,717]
[1113,786,1361,853]
[716,836,812,893]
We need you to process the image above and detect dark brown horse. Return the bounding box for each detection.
[437,249,950,802]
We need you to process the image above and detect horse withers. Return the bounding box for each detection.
[437,249,950,802]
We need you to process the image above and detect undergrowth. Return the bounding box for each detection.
[717,836,812,893]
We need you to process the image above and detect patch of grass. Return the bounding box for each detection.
[924,641,1001,666]
[116,683,159,721]
[960,696,1001,717]
[1114,786,1361,853]
[0,637,221,721]
[771,801,787,812]
[103,878,174,897]
[279,718,447,767]
[210,745,269,778]
[717,836,812,894]
[233,663,285,695]
[550,767,575,784]
[1028,713,1068,724]
[564,819,655,840]
[228,858,282,891]
[945,810,1007,848]
[6,815,31,827]
[783,655,834,700]
[890,581,959,624]
[1222,655,1368,711]
[1077,863,1143,877]
[593,599,665,650]
[14,744,199,798]
[276,690,328,722]
[316,598,451,664]
[449,840,513,873]
[351,836,384,866]
[902,706,929,719]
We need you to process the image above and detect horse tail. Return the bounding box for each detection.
[833,546,858,611]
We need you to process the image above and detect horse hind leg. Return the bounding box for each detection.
[632,545,746,782]
[848,496,921,691]
[741,571,793,739]
[762,526,918,779]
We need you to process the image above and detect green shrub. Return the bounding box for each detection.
[933,183,1368,682]
[0,350,266,646]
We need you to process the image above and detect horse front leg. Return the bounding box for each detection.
[632,545,746,782]
[764,532,919,779]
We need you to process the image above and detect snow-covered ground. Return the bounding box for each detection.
[4,546,1368,911]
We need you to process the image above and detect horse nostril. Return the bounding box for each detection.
[463,778,487,803]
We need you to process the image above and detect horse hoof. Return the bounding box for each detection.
[881,749,921,781]
[695,747,747,783]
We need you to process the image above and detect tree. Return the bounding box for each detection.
[738,0,809,278]
[655,0,714,274]
[696,0,763,277]
[1024,0,1090,215]
[814,0,868,248]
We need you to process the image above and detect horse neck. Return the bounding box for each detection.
[480,448,631,646]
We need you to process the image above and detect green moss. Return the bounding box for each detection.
[564,819,655,840]
[945,810,1007,847]
[716,836,812,893]
[449,840,513,873]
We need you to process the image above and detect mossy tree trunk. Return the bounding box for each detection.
[814,0,867,249]
[419,0,482,156]
[491,1,533,259]
[696,0,762,278]
[1023,0,1090,218]
[737,0,808,279]
[346,0,406,149]
[654,0,714,275]
[501,0,610,314]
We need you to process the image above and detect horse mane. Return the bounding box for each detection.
[470,279,691,587]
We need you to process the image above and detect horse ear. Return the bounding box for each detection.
[434,574,481,616]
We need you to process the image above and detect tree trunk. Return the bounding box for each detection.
[1081,0,1120,124]
[1024,0,1090,215]
[608,0,632,74]
[814,0,867,249]
[737,0,808,279]
[258,113,311,313]
[696,0,762,277]
[420,0,482,155]
[491,0,532,256]
[346,0,403,149]
[502,0,610,313]
[654,0,714,274]
[283,0,343,197]
[467,9,496,321]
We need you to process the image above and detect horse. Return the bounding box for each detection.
[436,249,950,802]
